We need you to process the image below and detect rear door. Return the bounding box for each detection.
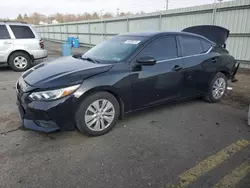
[178,35,215,96]
[0,25,13,62]
[9,25,40,51]
[130,35,186,110]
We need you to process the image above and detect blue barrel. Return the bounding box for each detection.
[61,43,72,56]
[73,38,80,48]
[67,37,74,46]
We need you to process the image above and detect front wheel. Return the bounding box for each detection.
[75,92,120,136]
[204,72,228,103]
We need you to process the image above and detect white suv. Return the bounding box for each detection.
[0,21,48,71]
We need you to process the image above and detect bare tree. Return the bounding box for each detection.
[103,12,113,18]
[16,14,23,21]
[92,12,99,20]
[23,14,28,22]
[2,10,144,24]
[120,12,133,17]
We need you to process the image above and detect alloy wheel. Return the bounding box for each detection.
[212,77,226,99]
[85,99,115,131]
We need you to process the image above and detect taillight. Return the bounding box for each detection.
[39,39,44,49]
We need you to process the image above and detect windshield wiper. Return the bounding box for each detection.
[81,57,100,64]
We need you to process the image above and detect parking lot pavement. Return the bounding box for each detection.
[0,41,250,188]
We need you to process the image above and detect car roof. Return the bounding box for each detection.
[120,31,212,41]
[121,31,165,37]
[0,21,31,26]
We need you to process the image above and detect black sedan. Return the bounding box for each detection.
[16,25,237,136]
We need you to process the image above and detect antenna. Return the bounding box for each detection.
[165,0,169,10]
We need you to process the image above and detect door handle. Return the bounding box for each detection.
[3,41,12,45]
[172,65,183,72]
[212,57,218,63]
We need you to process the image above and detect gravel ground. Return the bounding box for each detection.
[222,69,250,109]
[0,40,249,188]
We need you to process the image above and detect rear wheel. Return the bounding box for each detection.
[204,72,228,103]
[8,52,31,72]
[75,92,120,136]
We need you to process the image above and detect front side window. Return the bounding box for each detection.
[0,25,10,39]
[138,36,178,61]
[83,36,147,62]
[179,36,203,57]
[10,25,35,39]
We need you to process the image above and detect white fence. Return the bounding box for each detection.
[36,0,250,62]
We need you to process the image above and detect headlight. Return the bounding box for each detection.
[28,84,80,101]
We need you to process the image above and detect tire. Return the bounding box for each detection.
[204,72,228,103]
[8,52,31,72]
[75,91,120,136]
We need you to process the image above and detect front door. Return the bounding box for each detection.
[130,35,186,110]
[0,25,13,62]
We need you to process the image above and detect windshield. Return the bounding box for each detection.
[83,36,147,62]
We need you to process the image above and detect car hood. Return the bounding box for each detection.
[182,25,229,46]
[22,56,113,89]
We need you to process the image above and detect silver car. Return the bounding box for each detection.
[0,21,48,71]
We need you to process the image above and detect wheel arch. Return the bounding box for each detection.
[7,50,34,64]
[206,68,230,92]
[77,86,125,120]
[219,70,230,79]
[211,66,231,81]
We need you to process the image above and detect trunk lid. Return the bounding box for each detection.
[182,25,229,46]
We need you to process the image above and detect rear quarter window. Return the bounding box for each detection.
[201,39,212,52]
[10,25,35,39]
[0,25,11,39]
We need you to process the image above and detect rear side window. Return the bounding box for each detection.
[201,39,212,52]
[139,36,178,61]
[179,36,203,56]
[10,25,35,39]
[0,25,10,39]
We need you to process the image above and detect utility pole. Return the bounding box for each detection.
[100,9,104,41]
[165,0,169,10]
[100,9,104,19]
[116,8,120,16]
[212,0,223,25]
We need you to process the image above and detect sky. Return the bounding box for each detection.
[1,0,231,19]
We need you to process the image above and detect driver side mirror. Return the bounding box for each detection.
[136,56,156,66]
